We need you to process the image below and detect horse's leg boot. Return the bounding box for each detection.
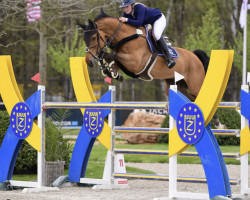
[157,37,176,69]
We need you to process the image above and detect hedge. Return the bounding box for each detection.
[0,110,71,174]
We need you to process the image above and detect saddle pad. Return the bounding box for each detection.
[167,46,179,58]
[144,26,179,58]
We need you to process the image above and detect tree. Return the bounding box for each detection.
[0,0,120,98]
[184,9,223,54]
[47,29,85,99]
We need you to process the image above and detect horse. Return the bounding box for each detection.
[77,9,209,102]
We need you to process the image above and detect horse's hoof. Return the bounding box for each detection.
[117,75,123,82]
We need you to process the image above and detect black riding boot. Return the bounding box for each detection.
[157,37,176,69]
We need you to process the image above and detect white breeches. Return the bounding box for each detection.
[152,14,166,41]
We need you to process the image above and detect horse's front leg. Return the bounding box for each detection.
[101,52,123,82]
[108,60,124,82]
[99,52,114,78]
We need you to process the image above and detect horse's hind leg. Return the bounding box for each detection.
[165,79,197,102]
[177,80,197,102]
[165,79,174,97]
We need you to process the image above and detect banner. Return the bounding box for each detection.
[26,0,41,23]
[239,0,250,28]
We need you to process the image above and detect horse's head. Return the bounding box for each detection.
[77,19,107,68]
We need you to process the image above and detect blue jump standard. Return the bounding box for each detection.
[0,90,41,183]
[169,89,231,199]
[68,90,111,183]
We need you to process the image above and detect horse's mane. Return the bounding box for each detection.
[94,9,116,22]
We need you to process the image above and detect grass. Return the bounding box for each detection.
[12,174,37,181]
[61,129,80,135]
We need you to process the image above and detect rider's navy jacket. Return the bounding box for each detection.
[123,4,162,27]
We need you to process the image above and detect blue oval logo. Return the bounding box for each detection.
[176,103,205,145]
[83,109,104,138]
[10,102,33,139]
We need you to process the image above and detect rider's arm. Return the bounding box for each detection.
[123,5,145,27]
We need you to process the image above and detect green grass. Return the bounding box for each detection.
[85,161,153,179]
[62,129,80,135]
[12,174,37,181]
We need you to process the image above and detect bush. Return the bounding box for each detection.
[0,110,10,141]
[211,109,240,146]
[158,109,241,146]
[45,116,71,168]
[158,114,169,143]
[0,109,72,174]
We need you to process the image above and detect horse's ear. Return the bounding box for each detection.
[88,19,96,29]
[76,20,87,30]
[100,7,105,15]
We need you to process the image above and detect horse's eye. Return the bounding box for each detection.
[92,37,96,41]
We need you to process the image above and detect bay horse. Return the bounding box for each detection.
[77,8,209,102]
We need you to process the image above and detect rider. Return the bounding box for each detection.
[119,0,176,69]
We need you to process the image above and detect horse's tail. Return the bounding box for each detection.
[193,49,209,74]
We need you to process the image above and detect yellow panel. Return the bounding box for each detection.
[240,126,250,156]
[6,56,23,103]
[0,56,22,113]
[195,50,234,125]
[25,126,41,151]
[169,50,234,157]
[0,56,41,151]
[70,57,111,150]
[169,127,189,157]
[70,57,95,106]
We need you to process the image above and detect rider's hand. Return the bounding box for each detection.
[119,17,128,23]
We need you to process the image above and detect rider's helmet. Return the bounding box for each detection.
[120,0,135,8]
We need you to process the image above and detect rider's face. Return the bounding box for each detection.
[123,5,132,14]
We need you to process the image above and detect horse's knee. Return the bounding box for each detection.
[116,74,123,82]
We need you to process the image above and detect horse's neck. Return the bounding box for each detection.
[97,19,136,42]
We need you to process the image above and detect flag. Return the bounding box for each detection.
[26,0,41,23]
[239,0,250,28]
[31,73,40,83]
[104,77,112,85]
[174,71,184,84]
[247,72,250,84]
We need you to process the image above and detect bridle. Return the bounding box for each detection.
[84,21,123,63]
